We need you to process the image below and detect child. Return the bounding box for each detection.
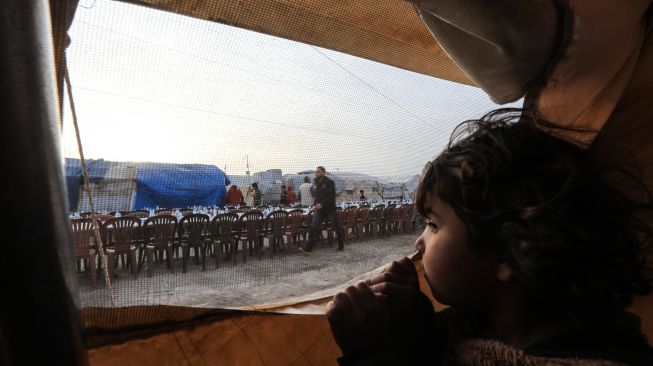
[326,109,653,365]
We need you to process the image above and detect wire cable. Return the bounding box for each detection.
[311,46,442,132]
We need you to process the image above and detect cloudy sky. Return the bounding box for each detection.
[62,0,519,181]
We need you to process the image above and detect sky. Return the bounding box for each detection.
[62,0,520,181]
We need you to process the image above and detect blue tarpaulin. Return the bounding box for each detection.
[134,162,230,209]
[64,158,230,211]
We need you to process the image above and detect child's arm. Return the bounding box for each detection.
[368,258,439,344]
[326,281,392,362]
[326,258,440,364]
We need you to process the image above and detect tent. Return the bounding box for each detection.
[283,171,410,202]
[4,0,652,364]
[64,158,137,212]
[229,170,293,206]
[64,158,230,211]
[133,161,230,209]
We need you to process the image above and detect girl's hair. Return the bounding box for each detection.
[416,108,652,321]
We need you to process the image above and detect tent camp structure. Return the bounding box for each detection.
[64,158,230,212]
[3,0,653,365]
[283,171,411,203]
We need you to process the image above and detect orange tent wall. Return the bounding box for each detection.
[49,1,653,363]
[87,258,653,365]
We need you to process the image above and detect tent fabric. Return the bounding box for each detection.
[531,0,653,146]
[62,0,653,362]
[134,162,230,209]
[88,311,343,366]
[85,261,653,364]
[117,0,473,87]
[64,158,230,210]
[64,158,112,210]
[49,0,79,124]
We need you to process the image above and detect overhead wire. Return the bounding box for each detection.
[70,84,439,152]
[73,20,399,113]
[310,46,443,132]
[71,19,452,149]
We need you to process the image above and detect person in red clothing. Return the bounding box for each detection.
[225,185,244,205]
[287,185,296,205]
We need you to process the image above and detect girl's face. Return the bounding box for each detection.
[415,191,499,308]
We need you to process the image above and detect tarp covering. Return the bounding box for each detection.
[64,158,230,211]
[64,158,135,211]
[134,162,230,209]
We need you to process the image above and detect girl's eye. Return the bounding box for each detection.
[425,220,438,233]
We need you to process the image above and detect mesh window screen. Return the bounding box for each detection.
[63,0,519,314]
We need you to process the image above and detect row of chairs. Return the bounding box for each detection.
[71,204,417,286]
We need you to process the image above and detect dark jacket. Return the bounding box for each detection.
[339,305,653,366]
[311,175,337,212]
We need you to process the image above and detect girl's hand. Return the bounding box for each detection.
[326,281,392,358]
[368,257,438,348]
[369,257,421,310]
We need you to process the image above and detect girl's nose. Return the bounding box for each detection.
[415,230,426,254]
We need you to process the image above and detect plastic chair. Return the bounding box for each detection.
[209,213,238,267]
[341,206,358,244]
[369,204,385,237]
[71,218,98,286]
[101,217,141,276]
[234,210,265,262]
[142,215,177,277]
[284,209,305,250]
[264,210,288,257]
[355,206,371,240]
[177,214,210,272]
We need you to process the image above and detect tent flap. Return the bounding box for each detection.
[118,0,473,85]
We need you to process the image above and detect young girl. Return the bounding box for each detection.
[326,109,653,365]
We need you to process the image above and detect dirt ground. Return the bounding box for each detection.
[78,233,419,309]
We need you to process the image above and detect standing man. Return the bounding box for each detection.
[300,166,344,255]
[299,176,313,207]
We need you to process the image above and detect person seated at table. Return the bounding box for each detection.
[225,185,244,205]
[287,185,297,205]
[326,109,653,365]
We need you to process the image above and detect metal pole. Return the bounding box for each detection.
[0,1,87,364]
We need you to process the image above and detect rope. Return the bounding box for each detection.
[64,62,115,307]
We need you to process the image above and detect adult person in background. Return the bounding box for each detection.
[249,182,262,207]
[225,185,244,205]
[280,185,288,205]
[299,176,314,207]
[287,185,297,205]
[359,190,366,201]
[300,166,344,255]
